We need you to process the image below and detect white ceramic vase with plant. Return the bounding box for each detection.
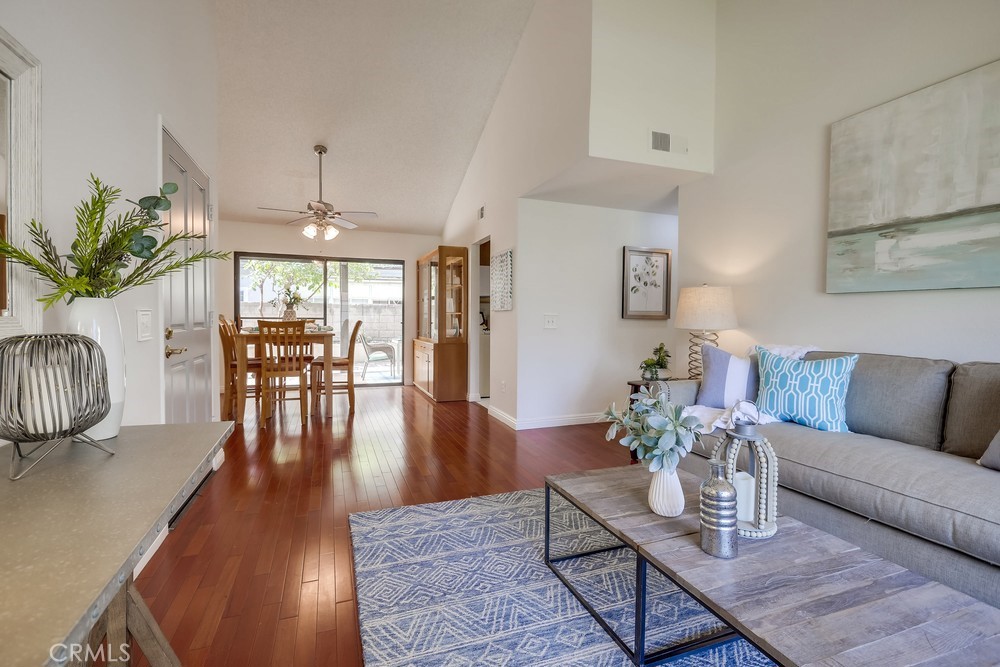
[0,175,229,438]
[604,385,704,516]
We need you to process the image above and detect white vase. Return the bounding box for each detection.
[67,297,125,440]
[648,468,685,517]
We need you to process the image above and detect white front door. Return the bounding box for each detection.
[162,129,212,423]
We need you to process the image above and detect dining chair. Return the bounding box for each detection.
[258,319,314,424]
[218,315,261,420]
[311,320,362,414]
[359,329,396,380]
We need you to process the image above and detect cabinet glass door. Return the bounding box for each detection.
[444,254,464,341]
[418,259,431,339]
[429,256,439,343]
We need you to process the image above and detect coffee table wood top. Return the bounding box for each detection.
[546,466,1000,667]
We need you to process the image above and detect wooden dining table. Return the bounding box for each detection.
[234,330,336,424]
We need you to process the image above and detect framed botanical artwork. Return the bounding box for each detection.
[622,246,670,319]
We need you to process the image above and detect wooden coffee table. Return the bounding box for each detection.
[545,466,1000,666]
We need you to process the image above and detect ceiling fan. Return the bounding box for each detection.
[257,145,377,240]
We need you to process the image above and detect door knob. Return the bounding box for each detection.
[165,345,188,359]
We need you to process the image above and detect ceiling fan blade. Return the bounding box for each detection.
[329,216,359,230]
[335,211,378,219]
[259,206,310,214]
[284,216,313,226]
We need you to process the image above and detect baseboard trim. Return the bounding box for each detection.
[513,412,604,430]
[487,405,517,430]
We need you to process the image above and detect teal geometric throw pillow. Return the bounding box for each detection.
[755,347,859,432]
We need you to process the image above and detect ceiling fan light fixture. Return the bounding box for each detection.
[323,225,340,241]
[302,222,319,239]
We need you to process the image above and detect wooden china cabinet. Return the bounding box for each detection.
[413,245,468,401]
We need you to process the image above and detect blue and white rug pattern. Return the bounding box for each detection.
[350,489,775,666]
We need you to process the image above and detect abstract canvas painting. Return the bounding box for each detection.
[827,59,1000,293]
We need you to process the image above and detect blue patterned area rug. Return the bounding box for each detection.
[349,489,775,666]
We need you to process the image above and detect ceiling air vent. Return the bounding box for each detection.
[651,131,688,154]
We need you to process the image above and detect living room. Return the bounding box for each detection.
[1,0,999,665]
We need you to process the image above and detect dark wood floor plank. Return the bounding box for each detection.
[134,387,625,666]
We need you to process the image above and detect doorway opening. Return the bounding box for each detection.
[475,239,490,408]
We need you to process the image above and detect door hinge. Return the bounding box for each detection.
[208,204,215,221]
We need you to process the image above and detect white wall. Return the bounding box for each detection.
[677,1,1000,363]
[2,0,218,424]
[442,0,593,421]
[215,219,441,385]
[516,199,679,427]
[589,0,715,173]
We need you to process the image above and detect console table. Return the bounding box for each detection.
[0,422,234,667]
[546,465,1000,666]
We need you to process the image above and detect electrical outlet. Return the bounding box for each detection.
[500,380,507,393]
[543,314,558,329]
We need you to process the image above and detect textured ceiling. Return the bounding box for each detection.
[215,0,535,235]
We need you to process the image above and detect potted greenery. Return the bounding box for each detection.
[603,384,703,516]
[638,342,671,380]
[0,175,230,439]
[271,287,306,320]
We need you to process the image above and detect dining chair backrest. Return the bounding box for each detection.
[218,314,236,365]
[346,320,362,365]
[258,320,309,372]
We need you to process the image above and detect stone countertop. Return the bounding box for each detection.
[0,422,234,667]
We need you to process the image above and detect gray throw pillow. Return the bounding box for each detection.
[978,430,1000,471]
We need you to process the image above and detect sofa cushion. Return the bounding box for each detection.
[942,362,1000,459]
[757,348,857,432]
[804,351,954,449]
[980,430,1000,471]
[757,422,1000,567]
[695,345,758,409]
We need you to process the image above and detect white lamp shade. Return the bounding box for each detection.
[302,223,319,239]
[674,285,737,331]
[323,225,339,240]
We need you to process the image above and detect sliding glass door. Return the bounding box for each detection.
[235,253,403,385]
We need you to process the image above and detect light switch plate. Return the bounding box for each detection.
[136,309,153,341]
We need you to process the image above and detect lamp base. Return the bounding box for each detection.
[687,330,719,379]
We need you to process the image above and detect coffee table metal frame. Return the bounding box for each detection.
[544,482,755,666]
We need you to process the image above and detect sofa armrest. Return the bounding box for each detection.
[652,379,699,406]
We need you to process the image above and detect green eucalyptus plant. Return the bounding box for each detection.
[603,384,703,473]
[0,175,230,308]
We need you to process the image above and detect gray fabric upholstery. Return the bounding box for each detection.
[676,451,1000,608]
[942,362,1000,459]
[979,429,1000,472]
[659,379,699,407]
[754,422,1000,567]
[804,351,953,449]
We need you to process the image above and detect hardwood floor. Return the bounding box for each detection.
[133,386,626,666]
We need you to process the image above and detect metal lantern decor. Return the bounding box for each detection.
[0,334,113,480]
[710,401,778,539]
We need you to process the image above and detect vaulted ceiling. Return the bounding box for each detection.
[215,0,535,235]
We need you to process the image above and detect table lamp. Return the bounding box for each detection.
[674,284,737,379]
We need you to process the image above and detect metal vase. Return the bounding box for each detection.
[700,458,738,559]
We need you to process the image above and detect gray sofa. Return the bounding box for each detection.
[670,351,1000,608]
